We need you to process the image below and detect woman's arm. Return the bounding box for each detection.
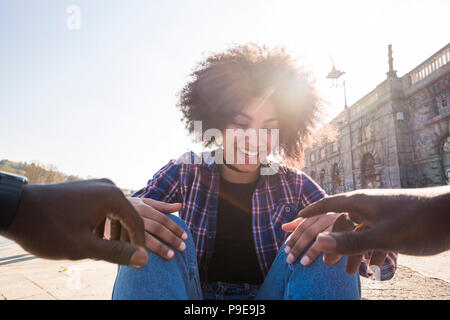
[133,158,182,203]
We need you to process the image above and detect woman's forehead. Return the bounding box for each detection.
[239,97,277,119]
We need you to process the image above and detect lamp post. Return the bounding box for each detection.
[326,58,347,107]
[326,57,356,191]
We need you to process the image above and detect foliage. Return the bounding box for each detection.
[0,159,81,184]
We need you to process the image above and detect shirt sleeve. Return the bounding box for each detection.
[299,172,327,208]
[132,158,181,203]
[359,251,398,281]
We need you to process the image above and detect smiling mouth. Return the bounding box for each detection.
[236,146,260,157]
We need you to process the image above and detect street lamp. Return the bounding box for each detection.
[326,61,347,108]
[325,56,355,191]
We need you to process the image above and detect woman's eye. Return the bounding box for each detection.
[232,122,248,128]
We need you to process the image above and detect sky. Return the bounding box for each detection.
[1,0,449,190]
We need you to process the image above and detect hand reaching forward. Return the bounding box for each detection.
[282,211,389,274]
[296,187,450,257]
[4,179,148,267]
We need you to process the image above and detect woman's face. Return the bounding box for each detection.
[222,97,279,173]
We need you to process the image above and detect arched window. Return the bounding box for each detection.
[361,153,377,188]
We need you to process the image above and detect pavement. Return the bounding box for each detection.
[0,244,116,300]
[361,253,450,300]
[0,238,449,300]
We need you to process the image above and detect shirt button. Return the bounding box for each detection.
[285,206,291,213]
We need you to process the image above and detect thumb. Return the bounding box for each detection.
[317,228,380,255]
[281,218,303,232]
[87,237,148,267]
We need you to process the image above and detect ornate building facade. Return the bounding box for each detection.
[303,43,450,194]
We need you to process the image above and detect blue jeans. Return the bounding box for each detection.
[112,214,361,300]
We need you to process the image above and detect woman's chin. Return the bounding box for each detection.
[233,162,260,172]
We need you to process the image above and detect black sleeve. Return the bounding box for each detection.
[0,171,27,232]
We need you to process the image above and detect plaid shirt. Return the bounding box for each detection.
[133,148,397,286]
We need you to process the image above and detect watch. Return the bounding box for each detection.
[0,171,28,232]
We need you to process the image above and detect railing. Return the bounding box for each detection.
[408,43,450,85]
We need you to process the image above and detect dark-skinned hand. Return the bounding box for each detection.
[297,186,450,257]
[3,179,148,268]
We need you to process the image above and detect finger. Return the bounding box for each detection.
[281,217,304,232]
[135,204,188,241]
[296,194,355,218]
[322,213,356,265]
[109,195,146,248]
[369,250,388,268]
[298,240,323,266]
[315,227,383,255]
[104,218,112,239]
[120,226,130,243]
[332,214,357,232]
[110,219,122,241]
[85,235,148,267]
[144,232,176,261]
[346,254,363,274]
[297,193,370,225]
[286,217,327,264]
[95,218,106,239]
[143,217,186,252]
[324,219,361,270]
[140,198,183,213]
[323,252,343,266]
[284,216,318,253]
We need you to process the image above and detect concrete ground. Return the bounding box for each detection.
[0,239,449,300]
[361,252,450,300]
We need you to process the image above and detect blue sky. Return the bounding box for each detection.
[1,0,449,190]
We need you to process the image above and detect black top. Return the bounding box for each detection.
[207,170,264,285]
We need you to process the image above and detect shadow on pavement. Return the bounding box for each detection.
[0,254,37,266]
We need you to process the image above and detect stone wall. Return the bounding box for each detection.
[303,43,450,193]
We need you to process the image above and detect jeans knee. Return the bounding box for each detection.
[112,215,201,300]
[285,254,360,299]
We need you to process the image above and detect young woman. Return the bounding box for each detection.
[112,44,397,300]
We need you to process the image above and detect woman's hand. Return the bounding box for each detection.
[281,212,342,266]
[109,197,187,261]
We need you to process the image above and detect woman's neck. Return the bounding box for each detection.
[219,163,260,184]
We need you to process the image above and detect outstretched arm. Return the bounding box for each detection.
[297,186,450,256]
[2,178,147,267]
